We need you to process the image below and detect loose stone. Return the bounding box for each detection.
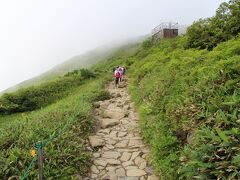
[127,169,147,177]
[120,152,132,162]
[106,159,121,165]
[116,168,126,176]
[90,165,99,174]
[122,161,134,167]
[102,151,121,159]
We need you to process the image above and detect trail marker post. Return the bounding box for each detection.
[36,142,44,180]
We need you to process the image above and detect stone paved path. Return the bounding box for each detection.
[85,80,159,180]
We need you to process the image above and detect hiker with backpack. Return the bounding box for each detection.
[118,67,123,82]
[114,67,121,88]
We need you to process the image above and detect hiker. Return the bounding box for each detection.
[118,67,123,82]
[121,66,126,81]
[114,68,121,88]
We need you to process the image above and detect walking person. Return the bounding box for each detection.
[118,67,123,82]
[114,68,121,88]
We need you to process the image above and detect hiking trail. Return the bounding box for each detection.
[85,79,159,180]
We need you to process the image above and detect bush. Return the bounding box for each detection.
[186,0,240,50]
[65,68,96,79]
[0,76,83,115]
[142,38,153,49]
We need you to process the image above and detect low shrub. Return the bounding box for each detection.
[0,68,98,115]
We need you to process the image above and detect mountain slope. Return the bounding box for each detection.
[0,40,142,179]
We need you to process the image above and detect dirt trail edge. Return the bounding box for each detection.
[85,79,159,180]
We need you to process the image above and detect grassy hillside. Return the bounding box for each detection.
[1,0,239,179]
[91,1,240,179]
[0,74,111,179]
[0,41,140,179]
[128,35,240,179]
[126,1,240,179]
[67,33,239,179]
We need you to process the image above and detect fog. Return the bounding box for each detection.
[0,0,227,92]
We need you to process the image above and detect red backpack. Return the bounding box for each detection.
[115,71,120,78]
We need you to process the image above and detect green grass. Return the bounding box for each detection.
[0,76,110,179]
[128,36,240,179]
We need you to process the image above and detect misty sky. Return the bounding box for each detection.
[0,0,227,92]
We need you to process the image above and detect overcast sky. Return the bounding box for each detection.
[0,0,227,92]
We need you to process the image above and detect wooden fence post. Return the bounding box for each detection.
[37,142,44,180]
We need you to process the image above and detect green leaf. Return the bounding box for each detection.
[216,128,229,143]
[231,128,238,135]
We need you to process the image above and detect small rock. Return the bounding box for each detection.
[103,110,125,120]
[101,174,111,180]
[106,139,117,145]
[103,146,109,151]
[147,175,159,180]
[107,171,117,180]
[98,129,111,134]
[121,119,130,125]
[106,144,115,149]
[141,147,150,154]
[91,173,98,179]
[89,136,104,148]
[127,169,147,177]
[119,177,138,180]
[115,140,129,148]
[122,161,134,167]
[98,170,107,178]
[131,151,141,161]
[139,162,147,169]
[93,153,100,158]
[135,157,145,167]
[102,151,121,159]
[97,166,105,170]
[90,165,99,174]
[108,131,118,138]
[106,166,116,172]
[120,152,132,162]
[100,119,119,128]
[125,166,138,170]
[106,159,121,165]
[94,159,107,167]
[118,131,128,137]
[116,168,126,176]
[100,101,110,109]
[86,146,93,151]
